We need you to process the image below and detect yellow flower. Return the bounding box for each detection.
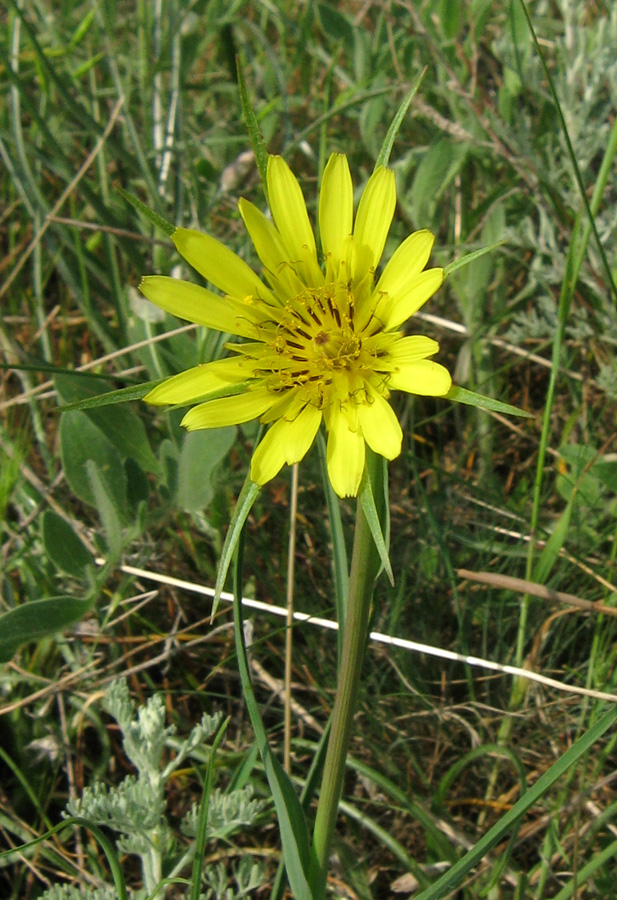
[141,153,451,497]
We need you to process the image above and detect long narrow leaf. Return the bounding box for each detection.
[213,473,261,618]
[117,186,175,236]
[190,717,230,900]
[445,240,507,277]
[532,498,573,585]
[446,385,532,418]
[414,705,617,900]
[374,68,427,170]
[57,381,158,412]
[237,56,269,194]
[359,469,394,586]
[232,540,312,900]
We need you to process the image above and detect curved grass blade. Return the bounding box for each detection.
[435,744,527,810]
[212,472,261,619]
[414,704,617,900]
[232,538,312,900]
[0,817,129,900]
[190,716,230,900]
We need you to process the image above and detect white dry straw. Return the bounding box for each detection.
[116,563,617,704]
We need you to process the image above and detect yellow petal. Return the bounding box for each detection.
[267,155,323,287]
[319,153,353,279]
[139,276,272,339]
[238,198,287,273]
[357,389,402,459]
[238,198,298,301]
[374,230,435,297]
[259,387,303,424]
[250,404,322,484]
[172,227,275,304]
[144,358,249,406]
[382,335,440,364]
[352,166,396,284]
[181,387,273,429]
[388,359,452,396]
[325,402,365,497]
[379,268,445,330]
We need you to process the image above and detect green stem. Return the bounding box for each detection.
[308,474,380,898]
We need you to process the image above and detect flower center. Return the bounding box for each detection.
[261,283,379,408]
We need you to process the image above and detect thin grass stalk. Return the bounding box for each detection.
[481,87,617,834]
[519,111,617,676]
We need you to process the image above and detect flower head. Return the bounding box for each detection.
[141,153,451,497]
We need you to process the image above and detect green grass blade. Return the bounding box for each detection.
[516,0,617,302]
[0,817,129,900]
[237,55,269,193]
[232,539,312,900]
[553,838,617,900]
[374,67,427,170]
[189,717,230,900]
[414,705,617,900]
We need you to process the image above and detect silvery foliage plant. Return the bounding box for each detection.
[39,680,265,900]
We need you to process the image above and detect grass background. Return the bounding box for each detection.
[2,0,617,897]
